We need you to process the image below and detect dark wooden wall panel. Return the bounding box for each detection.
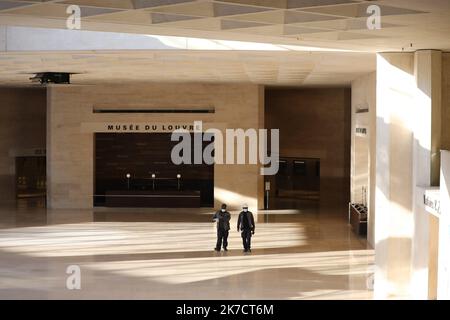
[94,133,214,207]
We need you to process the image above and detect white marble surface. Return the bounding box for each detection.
[0,204,374,300]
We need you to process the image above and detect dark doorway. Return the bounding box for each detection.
[94,133,214,208]
[15,156,46,199]
[266,157,320,209]
[265,88,351,212]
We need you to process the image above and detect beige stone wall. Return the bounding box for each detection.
[47,83,264,210]
[435,53,450,299]
[443,53,450,150]
[374,51,446,299]
[438,150,450,299]
[0,87,46,203]
[375,53,416,298]
[265,88,351,209]
[351,72,376,247]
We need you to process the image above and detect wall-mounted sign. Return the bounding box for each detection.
[81,122,203,133]
[355,127,368,137]
[106,124,195,132]
[8,148,46,157]
[424,189,441,216]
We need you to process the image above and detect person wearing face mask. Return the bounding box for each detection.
[213,203,231,252]
[237,204,255,253]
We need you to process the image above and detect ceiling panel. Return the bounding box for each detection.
[0,51,376,86]
[150,12,201,24]
[220,19,268,30]
[60,0,136,9]
[0,0,448,52]
[0,0,34,10]
[300,3,426,18]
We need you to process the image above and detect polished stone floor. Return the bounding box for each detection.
[0,201,373,300]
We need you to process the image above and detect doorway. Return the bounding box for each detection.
[94,133,214,208]
[266,157,320,210]
[15,156,46,199]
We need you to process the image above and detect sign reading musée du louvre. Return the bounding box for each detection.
[80,123,199,133]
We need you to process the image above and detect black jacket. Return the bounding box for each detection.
[237,211,255,232]
[213,210,231,231]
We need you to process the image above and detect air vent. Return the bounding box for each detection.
[93,108,215,114]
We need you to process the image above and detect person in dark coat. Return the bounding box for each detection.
[213,203,231,252]
[237,204,255,253]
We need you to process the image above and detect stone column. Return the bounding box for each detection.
[351,73,376,247]
[374,51,443,299]
[257,86,265,212]
[438,150,450,299]
[374,53,415,298]
[411,50,442,299]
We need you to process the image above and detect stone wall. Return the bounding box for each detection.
[442,53,450,150]
[0,87,46,203]
[265,88,351,210]
[351,72,376,247]
[47,83,264,210]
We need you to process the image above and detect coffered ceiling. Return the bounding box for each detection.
[0,50,375,86]
[0,0,450,52]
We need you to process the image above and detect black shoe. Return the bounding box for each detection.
[243,249,248,253]
[223,248,228,251]
[248,249,252,252]
[214,248,220,252]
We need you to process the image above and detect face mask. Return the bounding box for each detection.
[221,209,225,212]
[243,208,248,212]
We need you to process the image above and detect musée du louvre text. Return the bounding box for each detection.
[83,121,280,175]
[107,124,195,132]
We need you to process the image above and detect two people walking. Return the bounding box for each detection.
[213,203,255,253]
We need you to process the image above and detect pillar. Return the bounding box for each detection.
[411,50,442,299]
[374,50,443,299]
[374,52,415,298]
[438,150,450,299]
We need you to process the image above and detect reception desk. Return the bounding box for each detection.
[104,190,201,208]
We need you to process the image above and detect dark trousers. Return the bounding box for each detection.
[216,229,229,250]
[241,229,252,250]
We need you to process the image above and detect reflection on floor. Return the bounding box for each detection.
[269,196,319,210]
[0,203,373,300]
